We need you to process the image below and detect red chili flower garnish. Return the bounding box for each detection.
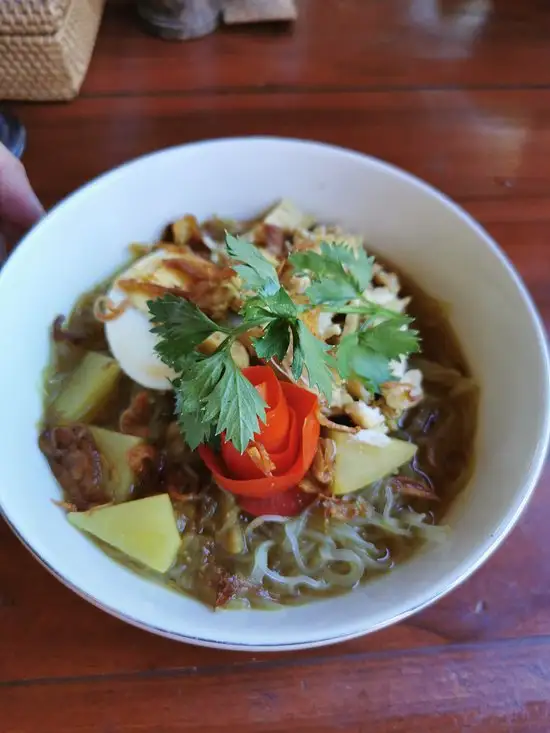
[238,486,317,517]
[199,366,320,515]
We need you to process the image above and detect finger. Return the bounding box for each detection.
[0,143,44,230]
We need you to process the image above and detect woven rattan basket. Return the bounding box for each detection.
[0,0,106,101]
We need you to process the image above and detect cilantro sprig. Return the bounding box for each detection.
[149,233,420,452]
[225,233,280,296]
[337,323,420,393]
[290,242,374,304]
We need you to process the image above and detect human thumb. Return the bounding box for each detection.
[0,142,43,230]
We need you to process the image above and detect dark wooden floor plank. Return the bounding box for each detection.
[85,0,550,96]
[17,88,550,211]
[2,637,550,732]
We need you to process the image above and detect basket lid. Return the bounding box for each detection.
[0,0,71,36]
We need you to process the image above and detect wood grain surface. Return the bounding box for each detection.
[3,1,550,730]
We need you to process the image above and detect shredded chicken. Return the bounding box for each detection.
[297,475,327,496]
[247,443,276,476]
[163,255,234,283]
[342,312,360,338]
[169,214,204,249]
[93,296,129,323]
[347,379,372,402]
[373,263,400,293]
[317,312,342,341]
[382,373,423,413]
[327,385,354,413]
[185,278,241,320]
[300,307,322,338]
[363,285,410,313]
[52,499,78,512]
[311,438,336,485]
[168,488,202,503]
[293,225,364,254]
[391,475,439,501]
[317,412,360,434]
[117,278,188,301]
[321,495,372,521]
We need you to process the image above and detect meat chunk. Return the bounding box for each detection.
[119,390,151,439]
[52,315,86,345]
[263,224,286,258]
[215,569,246,608]
[39,425,109,510]
[134,422,208,500]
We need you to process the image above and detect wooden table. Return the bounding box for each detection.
[3,1,550,729]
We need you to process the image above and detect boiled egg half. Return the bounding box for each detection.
[104,249,191,390]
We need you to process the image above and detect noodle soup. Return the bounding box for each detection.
[39,201,477,610]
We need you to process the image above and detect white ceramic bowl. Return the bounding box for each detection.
[1,138,548,651]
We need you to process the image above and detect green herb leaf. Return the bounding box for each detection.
[290,322,305,381]
[288,249,328,276]
[175,405,211,451]
[336,332,360,380]
[350,347,392,393]
[350,247,375,291]
[151,234,420,452]
[337,319,420,393]
[328,302,413,326]
[294,320,333,399]
[171,353,224,450]
[242,288,298,364]
[318,242,374,291]
[253,320,291,362]
[149,295,222,365]
[338,333,392,392]
[226,233,280,296]
[175,352,225,414]
[318,241,358,265]
[172,349,266,453]
[307,279,359,305]
[290,241,374,305]
[241,287,298,322]
[203,358,266,452]
[359,320,420,359]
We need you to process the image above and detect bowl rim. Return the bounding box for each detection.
[2,135,549,651]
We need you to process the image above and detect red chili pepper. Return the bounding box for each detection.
[219,366,293,479]
[241,366,290,453]
[238,487,317,518]
[198,366,320,500]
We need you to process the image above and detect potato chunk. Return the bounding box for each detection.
[68,495,181,573]
[89,427,145,503]
[52,352,121,423]
[328,431,417,495]
[263,199,314,230]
